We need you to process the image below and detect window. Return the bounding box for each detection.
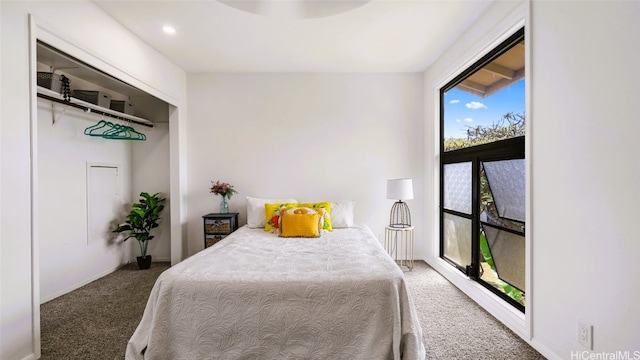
[440,28,526,311]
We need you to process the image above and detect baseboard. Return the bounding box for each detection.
[127,255,171,264]
[151,256,170,262]
[128,256,171,263]
[528,337,564,360]
[19,353,37,360]
[40,263,125,304]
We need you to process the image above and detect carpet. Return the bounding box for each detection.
[40,260,545,359]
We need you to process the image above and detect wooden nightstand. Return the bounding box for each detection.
[202,213,239,249]
[384,226,414,271]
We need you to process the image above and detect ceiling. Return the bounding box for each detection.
[93,0,495,73]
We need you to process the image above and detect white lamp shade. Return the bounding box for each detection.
[387,178,413,200]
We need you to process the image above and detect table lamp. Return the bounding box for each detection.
[387,178,413,228]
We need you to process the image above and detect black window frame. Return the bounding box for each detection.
[439,28,526,312]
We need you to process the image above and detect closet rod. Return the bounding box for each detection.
[37,91,154,128]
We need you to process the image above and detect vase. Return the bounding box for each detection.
[219,195,229,214]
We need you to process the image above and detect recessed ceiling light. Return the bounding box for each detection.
[162,25,176,35]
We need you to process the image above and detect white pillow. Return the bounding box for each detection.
[246,196,297,228]
[331,200,355,228]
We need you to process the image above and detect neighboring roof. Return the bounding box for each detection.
[456,41,525,98]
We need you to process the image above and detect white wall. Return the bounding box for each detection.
[0,1,186,359]
[0,3,34,356]
[424,0,640,359]
[37,98,134,303]
[186,73,424,257]
[132,122,171,261]
[530,0,640,356]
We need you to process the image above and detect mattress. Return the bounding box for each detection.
[126,225,425,359]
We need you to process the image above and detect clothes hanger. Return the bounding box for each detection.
[124,120,147,141]
[84,119,113,136]
[124,125,147,141]
[84,118,146,140]
[102,121,146,141]
[100,122,124,137]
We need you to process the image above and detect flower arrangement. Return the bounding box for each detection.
[210,181,238,199]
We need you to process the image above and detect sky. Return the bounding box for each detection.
[443,79,525,139]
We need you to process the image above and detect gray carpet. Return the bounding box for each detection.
[40,260,545,359]
[403,261,545,359]
[40,262,169,360]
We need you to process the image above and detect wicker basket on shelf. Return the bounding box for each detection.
[205,221,231,234]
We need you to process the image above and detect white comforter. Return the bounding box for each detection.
[126,225,425,360]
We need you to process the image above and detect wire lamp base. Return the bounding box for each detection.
[389,201,411,228]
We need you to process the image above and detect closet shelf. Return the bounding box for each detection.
[37,87,154,128]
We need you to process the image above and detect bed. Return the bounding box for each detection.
[126,200,425,360]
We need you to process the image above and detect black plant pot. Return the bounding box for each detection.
[136,255,152,270]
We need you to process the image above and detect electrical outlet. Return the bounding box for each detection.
[578,320,593,350]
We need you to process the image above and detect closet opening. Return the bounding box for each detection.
[35,39,172,319]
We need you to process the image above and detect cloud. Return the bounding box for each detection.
[465,101,487,109]
[464,118,473,123]
[455,119,462,123]
[449,99,460,104]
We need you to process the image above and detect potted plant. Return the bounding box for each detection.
[113,192,166,269]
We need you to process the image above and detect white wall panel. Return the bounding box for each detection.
[186,73,424,257]
[530,0,640,355]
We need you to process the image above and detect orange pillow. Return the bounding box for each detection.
[279,212,321,238]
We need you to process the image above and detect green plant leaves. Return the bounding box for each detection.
[112,192,166,257]
[480,229,524,305]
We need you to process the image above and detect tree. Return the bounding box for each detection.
[445,112,525,152]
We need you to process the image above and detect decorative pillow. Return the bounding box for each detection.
[246,196,297,228]
[281,207,324,232]
[331,200,355,228]
[279,212,321,238]
[299,202,332,231]
[264,202,298,233]
[282,207,318,215]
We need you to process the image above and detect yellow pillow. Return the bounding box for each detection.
[283,207,318,215]
[282,207,323,231]
[264,203,298,233]
[299,202,332,231]
[279,213,321,238]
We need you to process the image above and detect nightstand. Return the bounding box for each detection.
[384,226,414,271]
[202,213,239,249]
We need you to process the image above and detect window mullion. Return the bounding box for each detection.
[469,157,480,279]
